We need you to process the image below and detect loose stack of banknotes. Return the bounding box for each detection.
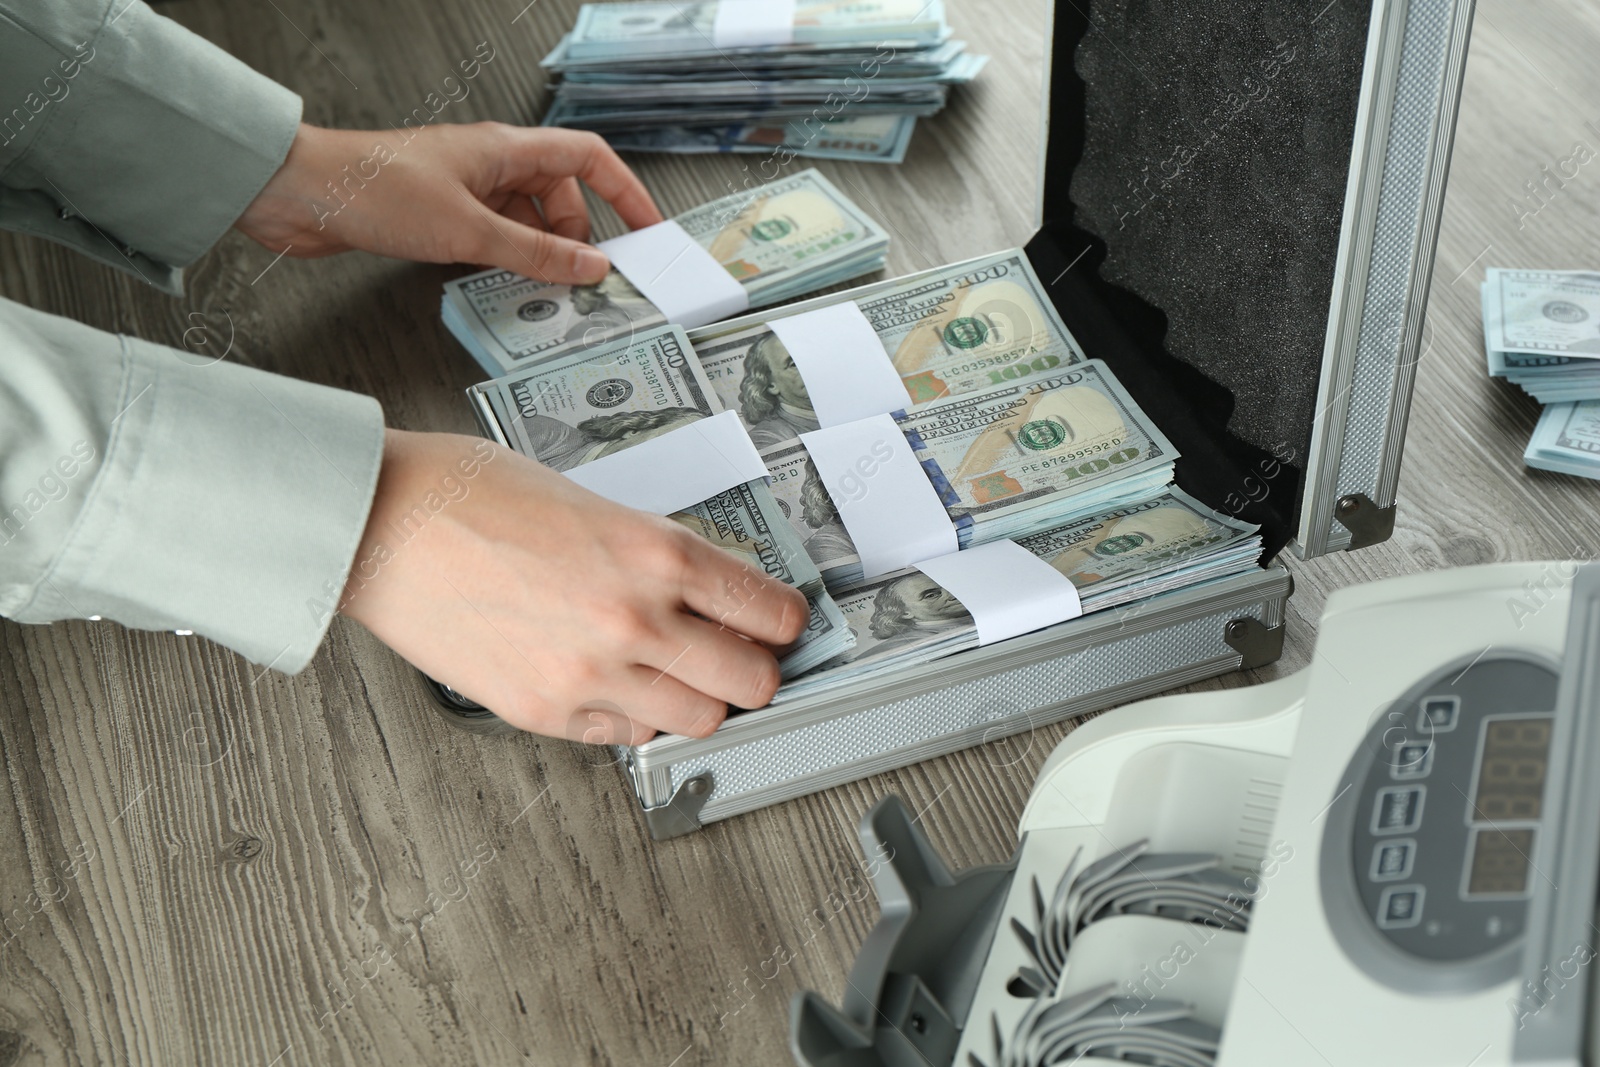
[441,169,889,378]
[464,250,1265,703]
[537,1,987,164]
[1481,268,1600,479]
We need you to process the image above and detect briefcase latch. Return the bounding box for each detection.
[1224,617,1286,671]
[642,772,715,840]
[1334,493,1397,551]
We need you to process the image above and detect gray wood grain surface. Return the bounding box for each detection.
[2,0,1597,1063]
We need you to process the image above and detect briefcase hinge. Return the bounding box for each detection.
[1225,617,1286,671]
[642,772,714,840]
[1334,493,1397,551]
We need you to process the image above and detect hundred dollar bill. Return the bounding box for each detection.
[1488,374,1600,404]
[668,481,855,677]
[551,38,985,82]
[442,168,890,377]
[1482,273,1600,403]
[670,479,824,596]
[470,327,855,677]
[777,488,1261,699]
[761,439,863,585]
[670,168,888,301]
[902,359,1178,541]
[562,1,948,62]
[550,78,949,106]
[1485,268,1600,357]
[783,591,854,677]
[601,114,917,165]
[758,359,1178,583]
[541,96,946,133]
[546,32,973,77]
[471,326,719,464]
[1011,487,1261,592]
[692,250,1085,450]
[1525,399,1600,480]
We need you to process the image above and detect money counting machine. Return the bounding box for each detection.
[429,0,1478,839]
[793,562,1600,1066]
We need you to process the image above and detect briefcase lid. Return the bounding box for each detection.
[1026,0,1475,559]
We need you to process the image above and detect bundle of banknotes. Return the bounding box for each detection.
[537,1,987,164]
[1480,268,1600,479]
[1524,398,1600,478]
[778,489,1262,700]
[465,250,1264,702]
[441,168,888,378]
[472,324,856,678]
[603,114,920,165]
[1483,268,1600,403]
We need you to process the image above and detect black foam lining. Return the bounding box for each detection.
[1026,0,1371,558]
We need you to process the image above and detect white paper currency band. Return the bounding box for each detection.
[801,414,957,579]
[564,411,766,515]
[712,0,796,48]
[914,540,1083,646]
[598,221,749,329]
[768,303,914,427]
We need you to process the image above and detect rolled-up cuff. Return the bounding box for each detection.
[2,0,303,294]
[18,337,384,672]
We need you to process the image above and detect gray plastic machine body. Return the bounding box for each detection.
[793,562,1600,1067]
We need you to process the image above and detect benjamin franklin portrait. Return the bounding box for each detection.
[738,332,819,450]
[518,407,704,472]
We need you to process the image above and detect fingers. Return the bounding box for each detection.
[501,127,663,230]
[612,666,732,739]
[552,669,730,743]
[462,126,668,282]
[508,668,725,744]
[466,213,609,285]
[676,537,810,647]
[561,699,661,747]
[499,195,549,233]
[536,176,591,242]
[645,614,786,712]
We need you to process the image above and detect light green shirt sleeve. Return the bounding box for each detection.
[0,1,388,671]
[0,299,385,671]
[0,0,302,295]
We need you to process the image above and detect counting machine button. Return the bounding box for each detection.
[1377,885,1426,930]
[1390,741,1433,780]
[1418,695,1459,733]
[1371,785,1426,835]
[1370,839,1415,882]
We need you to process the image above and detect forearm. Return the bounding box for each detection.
[0,296,384,670]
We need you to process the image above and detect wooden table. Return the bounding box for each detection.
[3,0,1598,1062]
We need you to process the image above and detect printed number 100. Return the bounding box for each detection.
[986,354,1060,386]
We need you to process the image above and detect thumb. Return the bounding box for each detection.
[471,213,610,285]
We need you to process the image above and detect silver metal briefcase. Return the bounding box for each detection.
[464,0,1475,840]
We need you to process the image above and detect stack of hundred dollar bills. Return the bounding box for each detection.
[470,323,856,681]
[441,169,889,378]
[465,250,1263,704]
[779,487,1263,700]
[538,1,987,164]
[1481,269,1600,478]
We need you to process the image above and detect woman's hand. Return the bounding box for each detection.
[339,431,808,743]
[235,122,663,285]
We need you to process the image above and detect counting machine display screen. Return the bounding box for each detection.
[1341,658,1561,963]
[1470,717,1551,824]
[1465,716,1553,897]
